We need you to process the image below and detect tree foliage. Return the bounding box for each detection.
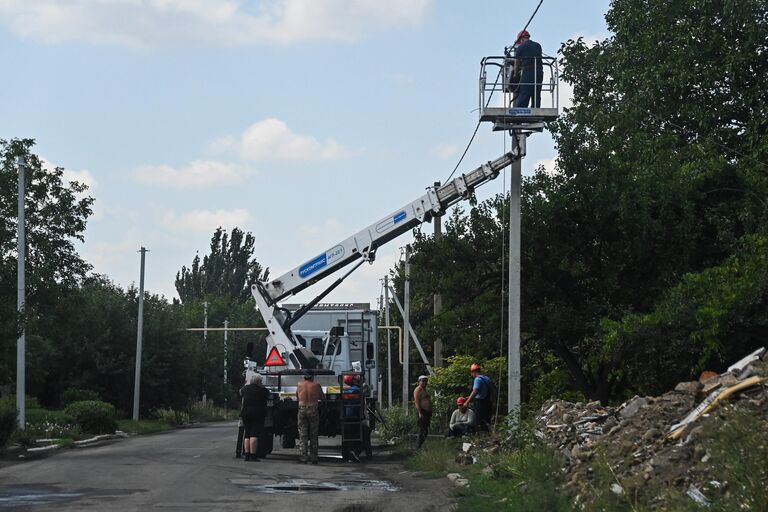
[388,0,768,404]
[175,227,269,304]
[1,139,93,387]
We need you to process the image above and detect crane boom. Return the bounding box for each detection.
[262,149,522,303]
[251,142,524,369]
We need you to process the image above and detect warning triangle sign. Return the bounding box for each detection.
[265,346,286,366]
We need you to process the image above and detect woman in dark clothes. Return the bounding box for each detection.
[241,373,269,461]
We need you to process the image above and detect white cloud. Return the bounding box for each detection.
[534,157,559,176]
[0,0,431,48]
[239,118,353,162]
[161,208,252,233]
[133,160,253,188]
[40,157,97,192]
[61,168,98,192]
[431,144,458,159]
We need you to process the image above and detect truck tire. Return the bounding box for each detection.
[281,435,296,449]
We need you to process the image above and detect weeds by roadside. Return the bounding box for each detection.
[116,419,174,435]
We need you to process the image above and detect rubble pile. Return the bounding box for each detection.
[534,348,768,506]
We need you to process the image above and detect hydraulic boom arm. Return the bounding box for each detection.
[251,141,524,369]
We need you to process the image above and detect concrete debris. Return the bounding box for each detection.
[446,473,470,486]
[726,347,765,373]
[533,347,767,508]
[686,485,709,507]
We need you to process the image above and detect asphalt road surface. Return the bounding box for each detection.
[0,422,453,511]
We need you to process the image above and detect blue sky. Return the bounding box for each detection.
[0,0,610,314]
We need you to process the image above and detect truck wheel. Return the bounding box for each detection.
[281,435,296,449]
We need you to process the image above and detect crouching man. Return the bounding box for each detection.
[447,396,476,437]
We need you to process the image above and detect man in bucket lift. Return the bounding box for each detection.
[512,30,543,108]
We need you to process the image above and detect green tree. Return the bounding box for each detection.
[1,139,93,388]
[175,227,269,304]
[29,275,203,413]
[389,0,768,404]
[539,0,768,400]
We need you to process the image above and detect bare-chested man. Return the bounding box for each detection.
[413,375,432,448]
[296,373,324,463]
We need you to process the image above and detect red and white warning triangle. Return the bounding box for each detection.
[265,346,286,366]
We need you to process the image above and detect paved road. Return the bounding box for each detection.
[0,422,453,511]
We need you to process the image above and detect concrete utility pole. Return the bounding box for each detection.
[384,275,392,407]
[402,247,411,413]
[132,247,148,421]
[223,319,229,384]
[16,156,26,430]
[377,293,384,406]
[508,135,525,415]
[433,182,443,368]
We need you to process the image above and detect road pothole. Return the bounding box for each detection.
[243,478,398,494]
[0,486,82,507]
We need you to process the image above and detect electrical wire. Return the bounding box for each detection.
[444,67,502,183]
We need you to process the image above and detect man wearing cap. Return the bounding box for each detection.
[447,397,477,437]
[464,363,493,431]
[413,375,432,448]
[296,372,324,464]
[512,29,543,108]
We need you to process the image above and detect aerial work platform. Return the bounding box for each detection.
[478,54,559,132]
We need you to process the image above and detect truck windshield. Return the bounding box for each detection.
[295,335,341,356]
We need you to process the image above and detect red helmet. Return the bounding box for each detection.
[516,30,530,43]
[470,363,481,372]
[456,396,466,406]
[343,375,354,385]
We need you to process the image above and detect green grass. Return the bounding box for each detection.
[116,419,174,434]
[405,438,464,477]
[404,436,574,512]
[55,438,76,448]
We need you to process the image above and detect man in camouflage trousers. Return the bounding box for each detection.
[296,373,324,463]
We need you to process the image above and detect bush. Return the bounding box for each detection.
[64,400,117,434]
[377,406,417,441]
[0,396,18,448]
[154,408,190,426]
[62,388,101,405]
[189,401,233,422]
[25,408,73,425]
[430,355,508,427]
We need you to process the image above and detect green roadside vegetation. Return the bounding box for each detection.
[1,393,238,453]
[116,419,174,435]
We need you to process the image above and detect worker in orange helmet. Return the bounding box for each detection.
[447,396,477,437]
[512,29,543,108]
[463,363,493,431]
